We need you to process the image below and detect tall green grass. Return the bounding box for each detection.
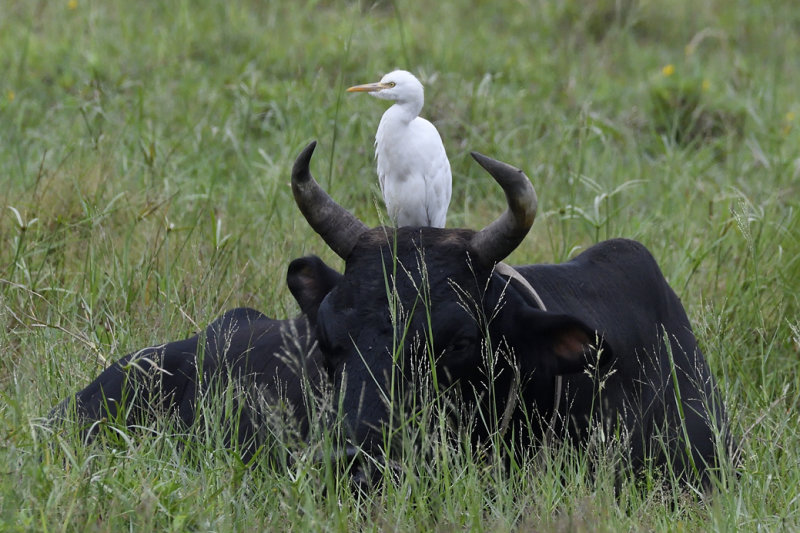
[2,0,799,530]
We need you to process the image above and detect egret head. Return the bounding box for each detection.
[347,70,424,105]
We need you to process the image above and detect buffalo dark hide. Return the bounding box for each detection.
[288,235,734,486]
[50,255,343,459]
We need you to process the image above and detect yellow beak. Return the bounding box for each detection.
[346,82,390,93]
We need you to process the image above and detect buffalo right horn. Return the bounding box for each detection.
[468,152,538,264]
[291,141,369,260]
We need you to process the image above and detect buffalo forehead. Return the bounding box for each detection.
[348,227,483,278]
[331,228,495,323]
[353,227,476,251]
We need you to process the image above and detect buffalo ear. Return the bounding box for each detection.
[287,256,342,323]
[522,310,612,376]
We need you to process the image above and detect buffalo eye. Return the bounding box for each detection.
[446,338,472,355]
[439,333,478,367]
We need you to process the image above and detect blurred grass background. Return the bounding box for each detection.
[1,0,799,530]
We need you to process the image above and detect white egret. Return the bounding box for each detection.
[347,70,452,228]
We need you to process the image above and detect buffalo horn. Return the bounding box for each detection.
[468,152,538,263]
[291,141,368,259]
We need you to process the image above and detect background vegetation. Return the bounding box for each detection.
[1,0,798,530]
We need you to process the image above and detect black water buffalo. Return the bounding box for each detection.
[50,257,342,458]
[52,142,732,486]
[289,141,733,485]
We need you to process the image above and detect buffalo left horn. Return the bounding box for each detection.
[291,141,369,259]
[468,152,538,264]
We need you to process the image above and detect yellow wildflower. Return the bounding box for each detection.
[661,64,675,77]
[7,90,14,102]
[783,112,795,135]
[702,79,711,91]
[68,0,77,9]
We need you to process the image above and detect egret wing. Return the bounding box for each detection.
[415,119,452,228]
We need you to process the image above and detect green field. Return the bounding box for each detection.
[2,0,799,530]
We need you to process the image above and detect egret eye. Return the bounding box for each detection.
[386,81,396,87]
